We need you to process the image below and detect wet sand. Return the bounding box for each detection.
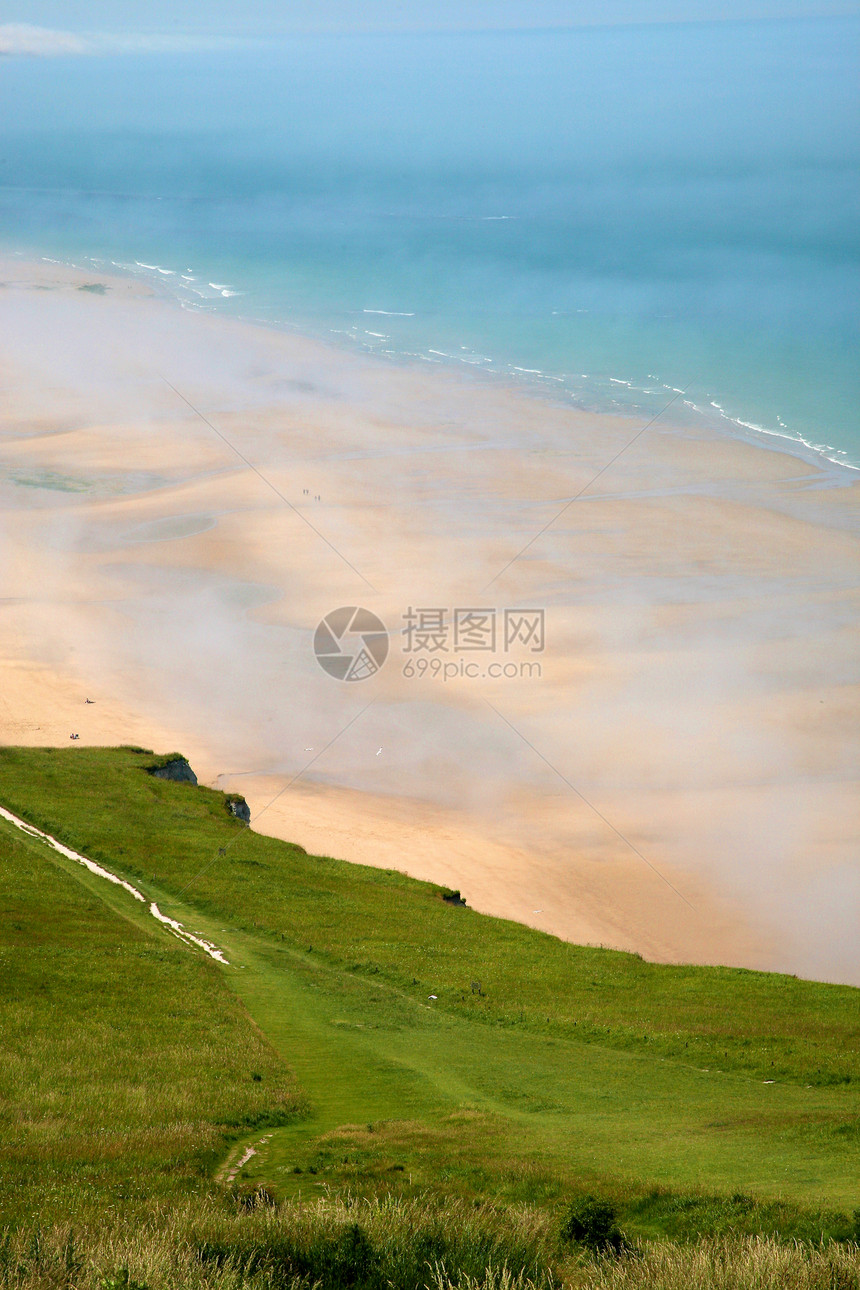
[1,255,858,983]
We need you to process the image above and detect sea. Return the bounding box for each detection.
[1,15,858,466]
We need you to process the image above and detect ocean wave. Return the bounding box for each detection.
[57,245,855,476]
[705,404,859,472]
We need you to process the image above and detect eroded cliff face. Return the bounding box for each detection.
[146,756,249,822]
[147,757,198,785]
[226,796,251,824]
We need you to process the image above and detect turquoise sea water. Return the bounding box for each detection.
[1,16,858,464]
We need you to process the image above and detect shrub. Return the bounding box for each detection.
[100,1270,148,1290]
[560,1195,625,1254]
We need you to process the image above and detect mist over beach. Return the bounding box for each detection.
[0,4,858,984]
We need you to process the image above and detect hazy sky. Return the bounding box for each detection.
[1,0,858,38]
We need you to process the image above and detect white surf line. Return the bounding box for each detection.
[0,803,229,964]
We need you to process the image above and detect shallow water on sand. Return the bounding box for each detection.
[1,16,858,467]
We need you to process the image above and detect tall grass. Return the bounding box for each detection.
[564,1236,860,1289]
[0,1197,556,1290]
[1,1202,858,1290]
[435,1239,860,1288]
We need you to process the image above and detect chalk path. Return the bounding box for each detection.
[221,1134,274,1186]
[0,802,229,963]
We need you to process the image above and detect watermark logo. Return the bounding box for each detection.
[313,606,389,681]
[403,607,544,655]
[400,606,544,681]
[314,604,545,683]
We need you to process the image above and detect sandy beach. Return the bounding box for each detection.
[1,254,857,983]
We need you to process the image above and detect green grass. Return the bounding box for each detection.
[1,1203,859,1290]
[0,810,304,1226]
[1,743,858,1256]
[1,745,855,1089]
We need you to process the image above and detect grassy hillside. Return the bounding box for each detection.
[1,746,856,1090]
[1,743,858,1285]
[0,808,303,1226]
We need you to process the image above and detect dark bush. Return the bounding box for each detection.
[560,1195,625,1254]
[233,1185,278,1212]
[305,1223,381,1288]
[852,1209,860,1242]
[99,1269,148,1290]
[193,1210,543,1290]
